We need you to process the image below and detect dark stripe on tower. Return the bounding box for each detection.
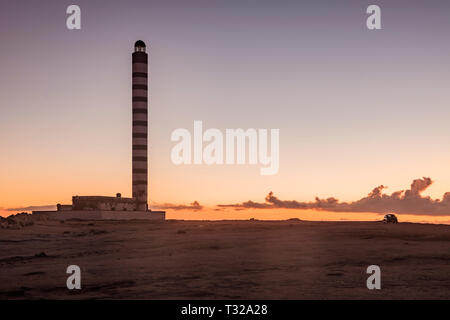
[132,133,147,138]
[133,156,147,161]
[132,97,147,102]
[133,121,147,126]
[132,72,148,78]
[133,168,148,174]
[133,145,147,150]
[132,54,148,64]
[133,180,147,185]
[133,84,148,90]
[133,109,147,116]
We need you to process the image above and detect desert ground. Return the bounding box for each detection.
[1,216,450,299]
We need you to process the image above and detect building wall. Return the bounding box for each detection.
[72,196,136,211]
[56,204,73,211]
[33,210,165,220]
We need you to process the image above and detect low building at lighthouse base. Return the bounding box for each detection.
[31,193,165,221]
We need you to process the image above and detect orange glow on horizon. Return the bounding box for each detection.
[2,206,450,225]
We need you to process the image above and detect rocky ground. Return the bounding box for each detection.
[1,215,450,299]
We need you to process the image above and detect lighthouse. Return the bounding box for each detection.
[32,40,165,220]
[132,40,148,211]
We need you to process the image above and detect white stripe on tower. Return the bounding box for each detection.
[132,40,148,211]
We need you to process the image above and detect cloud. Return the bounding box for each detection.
[218,177,450,216]
[6,205,56,212]
[151,201,203,211]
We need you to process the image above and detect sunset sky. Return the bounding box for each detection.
[2,0,450,222]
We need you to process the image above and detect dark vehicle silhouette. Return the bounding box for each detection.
[383,214,398,224]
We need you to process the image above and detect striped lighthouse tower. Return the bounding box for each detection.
[132,40,148,211]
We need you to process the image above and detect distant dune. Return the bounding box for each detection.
[1,217,450,299]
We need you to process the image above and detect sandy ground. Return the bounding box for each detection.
[0,218,449,299]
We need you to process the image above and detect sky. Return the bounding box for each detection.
[1,0,450,222]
